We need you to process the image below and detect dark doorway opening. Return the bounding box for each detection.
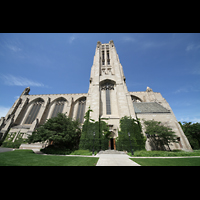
[110,138,114,150]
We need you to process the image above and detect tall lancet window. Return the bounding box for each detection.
[106,89,111,114]
[25,98,44,124]
[101,81,114,115]
[107,50,110,65]
[76,97,86,123]
[51,98,67,118]
[102,51,105,65]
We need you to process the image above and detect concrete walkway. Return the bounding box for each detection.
[0,147,14,153]
[96,153,140,166]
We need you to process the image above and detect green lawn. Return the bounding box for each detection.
[130,158,200,166]
[0,150,99,166]
[70,149,98,155]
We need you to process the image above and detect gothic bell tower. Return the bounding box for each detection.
[85,40,136,138]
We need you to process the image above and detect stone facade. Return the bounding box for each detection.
[0,40,192,151]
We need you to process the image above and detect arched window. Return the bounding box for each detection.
[51,98,67,118]
[76,97,86,123]
[101,80,114,115]
[25,98,44,124]
[131,95,142,103]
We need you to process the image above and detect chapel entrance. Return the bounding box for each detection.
[109,138,116,150]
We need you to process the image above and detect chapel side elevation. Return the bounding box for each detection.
[0,40,192,151]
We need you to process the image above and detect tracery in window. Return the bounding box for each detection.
[101,82,114,90]
[76,97,86,123]
[101,81,114,115]
[131,95,142,103]
[51,98,67,118]
[25,98,44,124]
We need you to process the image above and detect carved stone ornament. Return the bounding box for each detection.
[22,87,30,95]
[146,86,153,92]
[101,83,114,90]
[97,41,101,48]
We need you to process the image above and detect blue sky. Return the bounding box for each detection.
[0,33,200,123]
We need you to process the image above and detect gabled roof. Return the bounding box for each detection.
[133,102,170,113]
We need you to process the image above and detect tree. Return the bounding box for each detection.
[28,113,81,150]
[79,107,110,151]
[144,120,178,151]
[181,122,200,149]
[116,116,146,152]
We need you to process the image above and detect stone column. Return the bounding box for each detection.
[37,98,50,124]
[64,98,72,116]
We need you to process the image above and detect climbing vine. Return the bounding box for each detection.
[116,116,146,152]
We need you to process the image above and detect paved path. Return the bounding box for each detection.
[0,147,14,153]
[96,153,140,166]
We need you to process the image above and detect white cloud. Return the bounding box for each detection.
[121,36,166,50]
[192,68,200,75]
[68,36,76,44]
[186,43,200,52]
[2,38,23,52]
[1,74,45,87]
[174,88,189,94]
[121,36,136,43]
[14,96,20,100]
[0,106,10,118]
[174,83,200,94]
[191,63,200,75]
[6,44,22,52]
[179,117,200,123]
[174,88,188,94]
[186,44,194,51]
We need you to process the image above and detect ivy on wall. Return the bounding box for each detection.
[1,131,28,148]
[79,107,110,151]
[116,116,146,152]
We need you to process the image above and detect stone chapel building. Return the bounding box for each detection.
[0,40,192,151]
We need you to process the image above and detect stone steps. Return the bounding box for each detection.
[98,150,127,154]
[19,143,45,150]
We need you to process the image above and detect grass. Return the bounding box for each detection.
[0,150,99,166]
[40,146,97,156]
[130,157,200,166]
[70,149,98,155]
[127,149,200,157]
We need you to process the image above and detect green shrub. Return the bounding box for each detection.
[127,149,200,157]
[41,145,72,155]
[1,137,28,148]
